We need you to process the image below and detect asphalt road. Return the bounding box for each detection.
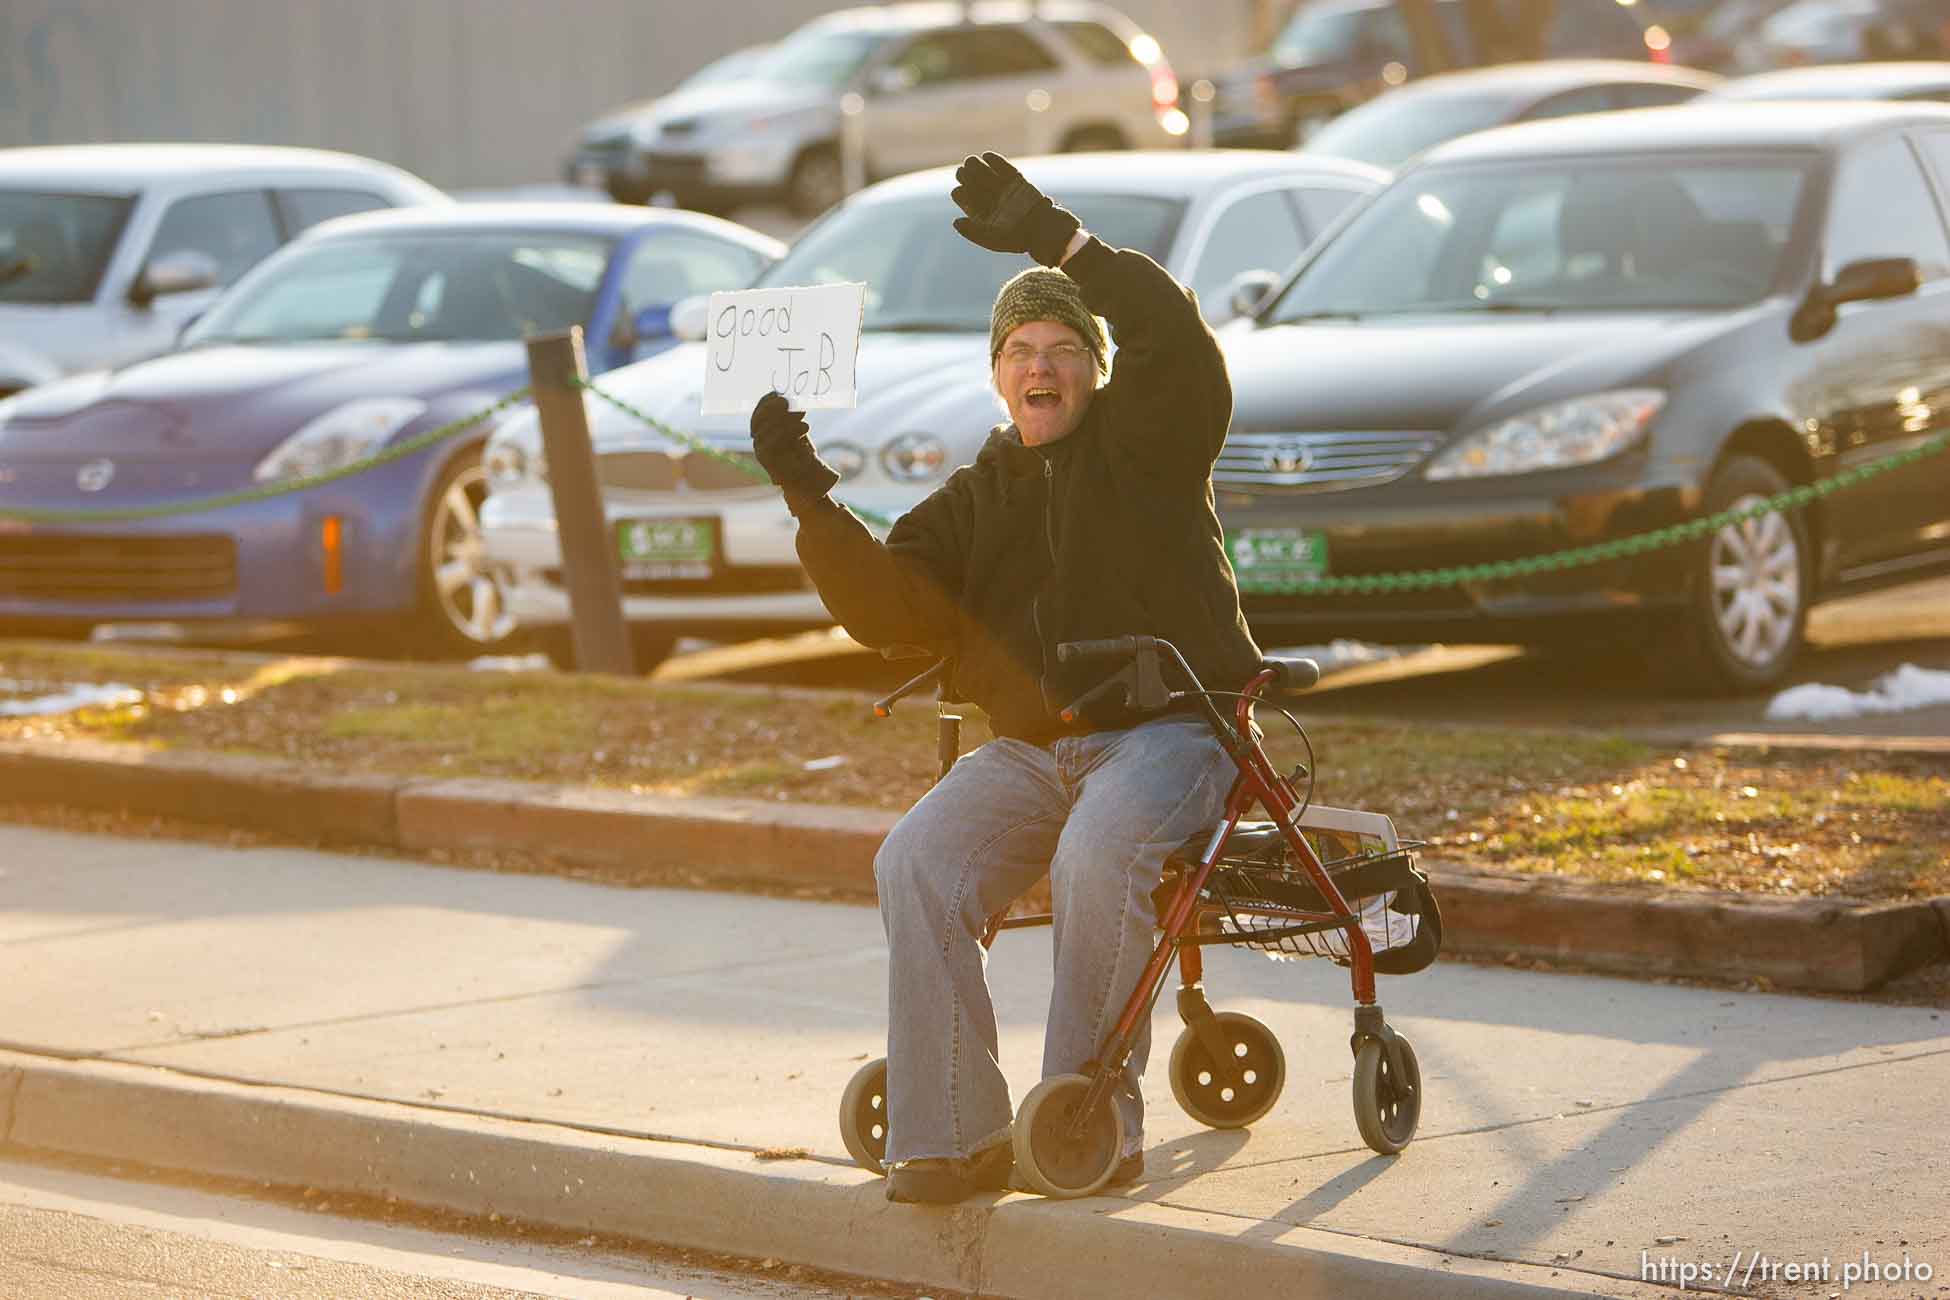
[0,1155,931,1300]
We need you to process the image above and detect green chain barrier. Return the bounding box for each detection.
[578,376,1950,595]
[0,388,533,524]
[575,378,898,531]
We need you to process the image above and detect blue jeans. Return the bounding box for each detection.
[874,713,1233,1166]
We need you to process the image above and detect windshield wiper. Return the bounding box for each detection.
[1277,310,1367,323]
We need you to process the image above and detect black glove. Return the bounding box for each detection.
[950,152,1081,268]
[750,391,839,501]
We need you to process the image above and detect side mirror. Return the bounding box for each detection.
[1223,268,1282,321]
[129,250,219,306]
[1789,256,1919,341]
[670,293,711,343]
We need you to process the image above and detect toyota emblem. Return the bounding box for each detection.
[76,458,116,492]
[1264,441,1311,475]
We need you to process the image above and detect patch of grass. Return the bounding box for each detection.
[3,639,1945,900]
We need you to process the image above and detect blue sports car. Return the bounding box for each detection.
[0,204,781,656]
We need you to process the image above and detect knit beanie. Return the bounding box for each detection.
[989,268,1109,376]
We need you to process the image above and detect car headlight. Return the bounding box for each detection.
[820,440,866,482]
[1424,390,1665,480]
[253,398,428,483]
[879,433,949,483]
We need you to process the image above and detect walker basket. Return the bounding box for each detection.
[1206,814,1441,975]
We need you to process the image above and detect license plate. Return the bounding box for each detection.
[1226,527,1329,593]
[617,517,715,580]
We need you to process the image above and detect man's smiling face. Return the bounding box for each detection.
[993,319,1099,447]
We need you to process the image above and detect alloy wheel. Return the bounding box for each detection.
[427,462,515,647]
[1707,492,1802,672]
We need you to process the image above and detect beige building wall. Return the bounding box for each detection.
[0,0,1263,191]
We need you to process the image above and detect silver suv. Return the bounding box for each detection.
[0,144,444,395]
[568,2,1186,217]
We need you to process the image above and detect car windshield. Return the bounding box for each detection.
[755,29,887,87]
[0,190,134,304]
[1271,7,1363,64]
[1268,155,1811,321]
[186,232,612,346]
[1304,90,1516,169]
[756,191,1184,332]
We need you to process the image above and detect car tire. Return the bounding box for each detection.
[785,145,844,218]
[1060,125,1128,152]
[407,451,517,660]
[537,626,677,676]
[1664,454,1810,694]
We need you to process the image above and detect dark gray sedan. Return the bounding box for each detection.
[1218,102,1950,691]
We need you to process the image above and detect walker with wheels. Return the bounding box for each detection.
[840,634,1441,1198]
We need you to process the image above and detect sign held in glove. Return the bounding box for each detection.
[701,282,866,415]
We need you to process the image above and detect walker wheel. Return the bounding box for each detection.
[1352,1033,1421,1155]
[839,1056,890,1174]
[1013,1073,1124,1198]
[1168,1011,1286,1130]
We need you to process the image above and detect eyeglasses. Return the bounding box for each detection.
[998,342,1092,369]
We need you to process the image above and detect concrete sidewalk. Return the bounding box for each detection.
[3,825,1946,1298]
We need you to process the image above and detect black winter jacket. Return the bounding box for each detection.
[789,235,1264,742]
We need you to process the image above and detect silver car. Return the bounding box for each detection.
[0,144,444,396]
[480,150,1387,667]
[570,1,1188,217]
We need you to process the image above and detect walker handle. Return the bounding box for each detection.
[1057,636,1137,663]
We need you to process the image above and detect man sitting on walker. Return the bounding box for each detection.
[749,152,1263,1204]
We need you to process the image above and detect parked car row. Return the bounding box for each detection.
[8,33,1950,693]
[492,100,1950,692]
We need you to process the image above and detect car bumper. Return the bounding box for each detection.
[0,459,427,626]
[592,141,798,204]
[481,483,835,636]
[1218,460,1700,645]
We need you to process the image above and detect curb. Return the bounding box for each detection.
[1,739,1944,994]
[0,1049,1662,1300]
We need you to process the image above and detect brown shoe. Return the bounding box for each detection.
[885,1143,1013,1204]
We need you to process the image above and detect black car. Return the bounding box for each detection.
[1208,0,1658,150]
[1215,102,1950,691]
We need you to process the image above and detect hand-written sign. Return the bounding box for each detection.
[699,282,866,415]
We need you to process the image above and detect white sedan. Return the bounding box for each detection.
[480,150,1385,669]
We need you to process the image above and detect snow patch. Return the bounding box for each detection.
[0,679,143,717]
[1764,664,1950,721]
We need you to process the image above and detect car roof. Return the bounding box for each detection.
[803,0,1130,34]
[0,143,427,193]
[300,201,784,248]
[1376,59,1722,102]
[853,149,1390,205]
[1419,100,1950,164]
[1707,61,1950,101]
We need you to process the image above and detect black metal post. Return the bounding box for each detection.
[524,328,635,675]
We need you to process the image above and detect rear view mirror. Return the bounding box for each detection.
[670,293,711,343]
[129,250,219,305]
[1789,256,1919,341]
[1223,268,1282,321]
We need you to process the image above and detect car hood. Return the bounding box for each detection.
[587,80,833,137]
[1224,309,1747,435]
[0,342,526,462]
[589,329,1000,459]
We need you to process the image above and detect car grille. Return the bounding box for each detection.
[0,534,237,602]
[1214,431,1440,493]
[597,448,765,495]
